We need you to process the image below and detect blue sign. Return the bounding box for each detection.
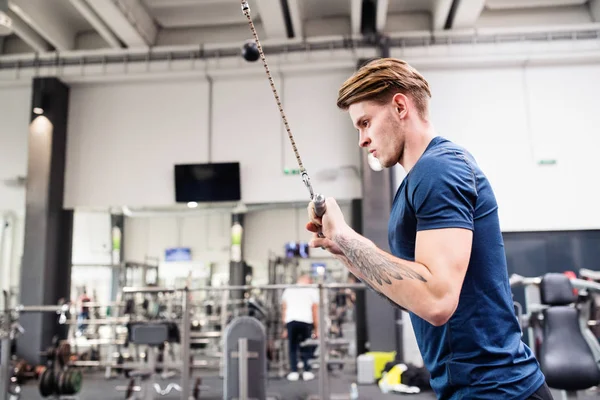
[165,247,192,262]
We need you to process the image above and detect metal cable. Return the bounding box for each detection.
[241,1,326,219]
[241,2,304,173]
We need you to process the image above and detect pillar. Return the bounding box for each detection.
[110,214,124,301]
[17,77,73,364]
[229,210,246,301]
[357,49,404,357]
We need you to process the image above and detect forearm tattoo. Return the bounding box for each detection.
[336,236,427,287]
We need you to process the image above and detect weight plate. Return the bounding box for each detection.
[64,369,73,395]
[62,371,69,395]
[69,368,82,394]
[57,343,71,367]
[57,371,65,396]
[38,369,54,397]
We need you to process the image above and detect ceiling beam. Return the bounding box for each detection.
[376,0,389,32]
[254,0,288,38]
[432,0,454,30]
[8,0,76,50]
[86,0,157,48]
[351,0,362,34]
[2,9,51,52]
[287,0,305,38]
[450,0,486,29]
[69,0,122,48]
[590,0,600,22]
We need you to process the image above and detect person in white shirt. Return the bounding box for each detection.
[281,274,319,381]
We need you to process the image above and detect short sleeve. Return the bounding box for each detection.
[410,152,478,232]
[281,289,288,303]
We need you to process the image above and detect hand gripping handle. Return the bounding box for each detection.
[313,194,326,238]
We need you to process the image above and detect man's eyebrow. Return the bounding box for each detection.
[354,116,365,129]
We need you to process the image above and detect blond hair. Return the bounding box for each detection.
[337,58,432,120]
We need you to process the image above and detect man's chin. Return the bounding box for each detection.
[379,159,393,169]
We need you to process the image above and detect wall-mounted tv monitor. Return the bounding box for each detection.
[174,162,241,203]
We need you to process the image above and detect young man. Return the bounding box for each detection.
[281,274,318,381]
[306,58,552,399]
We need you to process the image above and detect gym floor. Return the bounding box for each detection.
[18,371,600,400]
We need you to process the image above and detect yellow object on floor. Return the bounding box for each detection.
[365,351,396,379]
[383,364,405,385]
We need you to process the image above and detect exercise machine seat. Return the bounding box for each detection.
[127,321,180,345]
[539,273,600,391]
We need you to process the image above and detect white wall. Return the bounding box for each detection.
[0,85,30,302]
[122,203,351,285]
[0,85,30,213]
[64,71,362,208]
[65,79,211,208]
[413,63,600,232]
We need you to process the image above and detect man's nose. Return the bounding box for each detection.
[358,131,370,148]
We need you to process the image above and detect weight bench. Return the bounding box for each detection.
[116,323,187,400]
[538,273,600,400]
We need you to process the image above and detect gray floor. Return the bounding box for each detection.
[18,370,600,399]
[19,370,434,400]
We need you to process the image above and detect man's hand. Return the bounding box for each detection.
[306,197,349,255]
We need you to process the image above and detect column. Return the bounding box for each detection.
[110,214,124,301]
[229,210,246,301]
[17,77,73,364]
[357,52,404,357]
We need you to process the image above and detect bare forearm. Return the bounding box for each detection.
[333,229,444,322]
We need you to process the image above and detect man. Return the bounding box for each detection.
[306,58,552,399]
[281,274,318,381]
[77,287,91,336]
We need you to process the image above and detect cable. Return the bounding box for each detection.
[240,1,326,219]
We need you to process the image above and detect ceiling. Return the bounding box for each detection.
[0,0,597,55]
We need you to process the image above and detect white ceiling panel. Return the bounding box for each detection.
[146,0,246,28]
[302,0,349,20]
[485,0,588,10]
[388,0,436,13]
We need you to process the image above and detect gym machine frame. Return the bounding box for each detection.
[510,273,600,400]
[2,282,365,400]
[0,297,71,400]
[117,282,365,400]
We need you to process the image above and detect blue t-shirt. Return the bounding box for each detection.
[388,136,545,399]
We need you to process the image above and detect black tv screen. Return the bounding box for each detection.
[174,162,241,203]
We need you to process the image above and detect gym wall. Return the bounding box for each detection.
[421,64,600,232]
[63,70,362,208]
[71,204,350,288]
[0,84,31,213]
[59,60,600,232]
[0,85,30,296]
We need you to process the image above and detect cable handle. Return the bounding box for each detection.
[313,194,326,218]
[313,194,327,239]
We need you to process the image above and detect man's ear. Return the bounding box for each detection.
[392,93,409,119]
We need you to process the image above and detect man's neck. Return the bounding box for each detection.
[399,123,437,173]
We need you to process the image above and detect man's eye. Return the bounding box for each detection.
[362,120,369,127]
